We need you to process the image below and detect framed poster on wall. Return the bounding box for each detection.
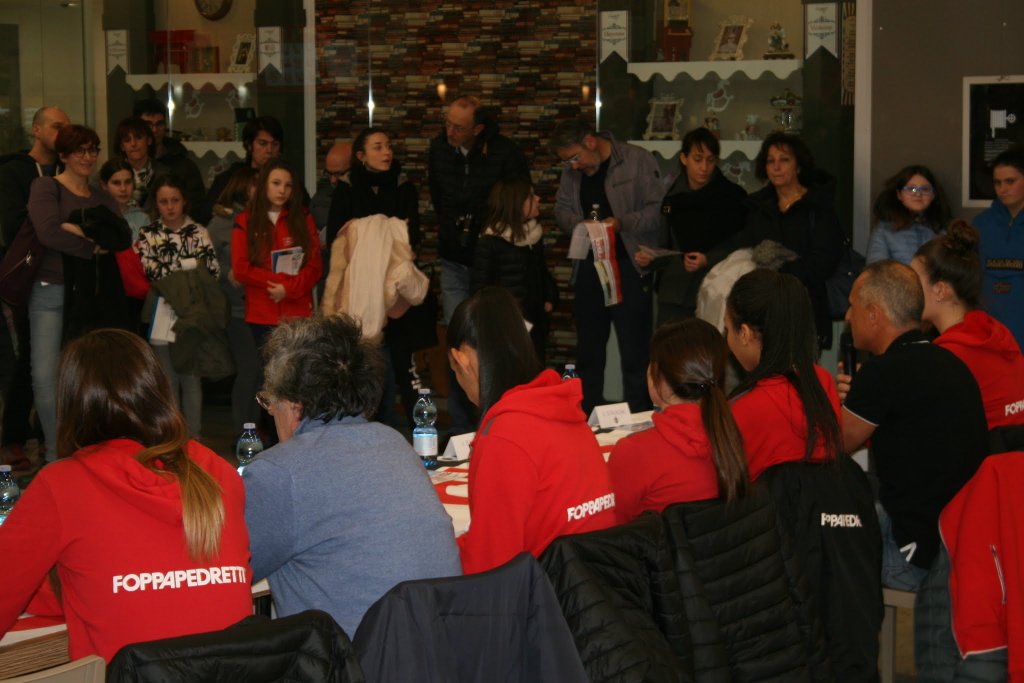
[963,75,1024,207]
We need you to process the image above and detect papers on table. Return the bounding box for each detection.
[271,247,303,275]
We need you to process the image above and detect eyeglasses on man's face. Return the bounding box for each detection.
[444,118,470,135]
[255,391,273,412]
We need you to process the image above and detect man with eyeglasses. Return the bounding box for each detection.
[310,141,352,241]
[132,98,206,219]
[0,105,69,467]
[428,95,528,434]
[552,118,664,414]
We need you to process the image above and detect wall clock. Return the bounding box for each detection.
[195,0,232,21]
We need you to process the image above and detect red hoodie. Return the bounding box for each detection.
[458,370,617,574]
[936,310,1024,429]
[940,451,1024,679]
[608,403,719,523]
[730,365,840,481]
[0,439,253,662]
[231,208,322,325]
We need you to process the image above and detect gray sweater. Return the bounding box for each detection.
[243,415,461,636]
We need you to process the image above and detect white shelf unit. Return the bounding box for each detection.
[124,73,256,91]
[626,59,801,82]
[630,139,763,159]
[181,141,246,157]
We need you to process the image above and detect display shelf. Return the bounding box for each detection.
[627,59,801,83]
[181,141,246,157]
[631,139,763,159]
[125,73,256,92]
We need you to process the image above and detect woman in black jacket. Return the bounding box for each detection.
[471,176,558,364]
[696,133,844,348]
[326,127,424,424]
[635,127,746,325]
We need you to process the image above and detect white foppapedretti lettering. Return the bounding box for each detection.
[112,566,248,594]
[820,513,863,528]
[1005,399,1024,417]
[566,493,616,521]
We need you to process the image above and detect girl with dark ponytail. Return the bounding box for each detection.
[725,269,841,480]
[912,220,1024,429]
[608,318,748,522]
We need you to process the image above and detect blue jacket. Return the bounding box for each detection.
[974,200,1024,352]
[865,219,941,265]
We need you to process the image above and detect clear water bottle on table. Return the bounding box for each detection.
[413,389,439,468]
[561,363,578,381]
[0,465,20,526]
[236,422,264,475]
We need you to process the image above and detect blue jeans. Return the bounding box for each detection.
[440,258,475,434]
[152,344,203,437]
[876,501,929,591]
[28,281,63,459]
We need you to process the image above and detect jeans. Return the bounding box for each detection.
[152,343,203,437]
[28,281,63,459]
[225,317,260,430]
[573,254,654,415]
[876,501,929,591]
[440,258,475,434]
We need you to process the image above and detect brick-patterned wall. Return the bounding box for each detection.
[314,0,597,368]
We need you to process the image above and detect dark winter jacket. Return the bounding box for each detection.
[353,552,588,683]
[540,486,832,683]
[106,609,365,683]
[0,151,59,250]
[710,169,844,347]
[326,161,420,250]
[61,205,135,342]
[428,119,529,265]
[656,168,747,310]
[198,161,248,226]
[143,268,233,379]
[153,137,205,220]
[760,456,883,683]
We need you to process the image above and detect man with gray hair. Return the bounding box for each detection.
[840,260,987,590]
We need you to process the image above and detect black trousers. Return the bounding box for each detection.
[573,253,653,415]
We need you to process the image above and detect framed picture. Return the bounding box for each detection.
[228,33,255,73]
[190,46,219,74]
[710,17,753,61]
[643,97,684,141]
[962,75,1024,206]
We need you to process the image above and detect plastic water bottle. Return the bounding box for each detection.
[412,389,438,467]
[0,465,20,526]
[589,204,602,223]
[562,363,578,381]
[235,423,263,475]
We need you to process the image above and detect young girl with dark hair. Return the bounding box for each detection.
[0,329,251,662]
[974,147,1024,351]
[867,164,951,265]
[471,176,558,362]
[725,269,841,480]
[608,318,748,522]
[447,286,616,574]
[912,220,1024,429]
[133,175,220,436]
[231,159,321,343]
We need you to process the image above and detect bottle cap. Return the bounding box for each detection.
[565,363,575,369]
[243,422,257,430]
[418,388,430,395]
[0,465,10,472]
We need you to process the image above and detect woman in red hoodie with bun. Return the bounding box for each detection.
[912,220,1024,429]
[0,329,252,662]
[608,318,749,523]
[447,286,616,574]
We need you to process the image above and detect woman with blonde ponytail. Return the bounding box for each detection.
[608,318,749,523]
[0,329,252,663]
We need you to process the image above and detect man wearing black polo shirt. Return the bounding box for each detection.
[552,119,664,413]
[840,260,988,590]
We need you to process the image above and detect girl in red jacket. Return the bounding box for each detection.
[447,286,617,574]
[912,220,1024,429]
[231,160,321,346]
[608,318,748,523]
[725,269,841,480]
[0,329,252,662]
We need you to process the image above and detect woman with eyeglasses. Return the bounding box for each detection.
[26,124,124,460]
[867,165,951,265]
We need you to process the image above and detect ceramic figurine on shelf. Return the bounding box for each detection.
[722,159,753,188]
[763,22,795,59]
[704,80,733,113]
[770,88,802,133]
[738,114,760,141]
[703,114,720,140]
